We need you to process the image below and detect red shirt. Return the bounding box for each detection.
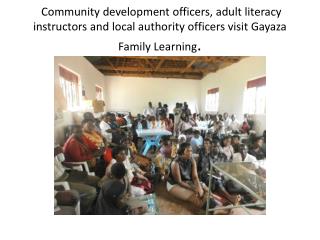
[241,121,250,134]
[63,135,97,162]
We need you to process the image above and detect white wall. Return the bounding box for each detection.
[54,56,106,145]
[200,56,266,134]
[104,76,201,115]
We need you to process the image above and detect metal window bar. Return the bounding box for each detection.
[206,163,266,215]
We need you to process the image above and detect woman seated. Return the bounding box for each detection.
[213,115,225,138]
[83,112,101,131]
[63,125,102,170]
[177,113,193,136]
[166,142,219,212]
[122,137,148,178]
[221,135,234,162]
[147,115,159,129]
[249,136,266,160]
[240,117,251,134]
[171,134,186,159]
[104,146,152,196]
[159,113,174,132]
[82,119,105,148]
[95,162,147,215]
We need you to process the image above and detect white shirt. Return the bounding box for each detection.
[124,115,131,125]
[224,117,232,130]
[54,158,66,181]
[232,153,242,163]
[233,153,259,167]
[147,120,159,129]
[190,136,203,153]
[99,120,112,143]
[233,153,266,171]
[230,119,241,131]
[143,107,155,116]
[243,153,258,164]
[173,107,182,124]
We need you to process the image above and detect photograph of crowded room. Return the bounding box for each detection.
[54,56,266,215]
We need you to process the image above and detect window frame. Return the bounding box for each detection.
[58,65,82,111]
[95,85,104,101]
[205,87,219,112]
[243,76,266,115]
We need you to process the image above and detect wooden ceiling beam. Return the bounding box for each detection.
[181,59,196,74]
[155,59,165,71]
[144,58,155,70]
[105,58,121,75]
[108,56,244,63]
[102,71,203,80]
[96,65,204,73]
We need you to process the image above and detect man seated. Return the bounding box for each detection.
[229,114,241,133]
[54,189,80,215]
[99,113,113,144]
[190,130,203,154]
[54,146,101,214]
[116,113,126,126]
[197,139,240,204]
[249,137,266,160]
[109,113,126,145]
[223,112,232,131]
[233,144,258,165]
[231,135,241,153]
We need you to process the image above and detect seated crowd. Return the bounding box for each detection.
[54,101,266,215]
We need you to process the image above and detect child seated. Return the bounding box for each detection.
[154,136,172,179]
[95,162,147,215]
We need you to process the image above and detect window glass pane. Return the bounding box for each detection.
[256,86,266,114]
[243,87,256,114]
[59,76,80,111]
[205,92,219,112]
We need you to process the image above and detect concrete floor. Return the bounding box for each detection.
[154,181,201,215]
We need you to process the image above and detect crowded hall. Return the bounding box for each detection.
[54,56,266,215]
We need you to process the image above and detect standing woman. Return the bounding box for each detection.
[167,143,217,210]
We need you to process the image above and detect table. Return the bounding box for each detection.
[194,121,210,131]
[136,129,172,155]
[206,162,266,214]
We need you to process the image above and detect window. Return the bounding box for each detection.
[59,66,80,111]
[95,85,103,100]
[243,77,266,114]
[205,88,219,112]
